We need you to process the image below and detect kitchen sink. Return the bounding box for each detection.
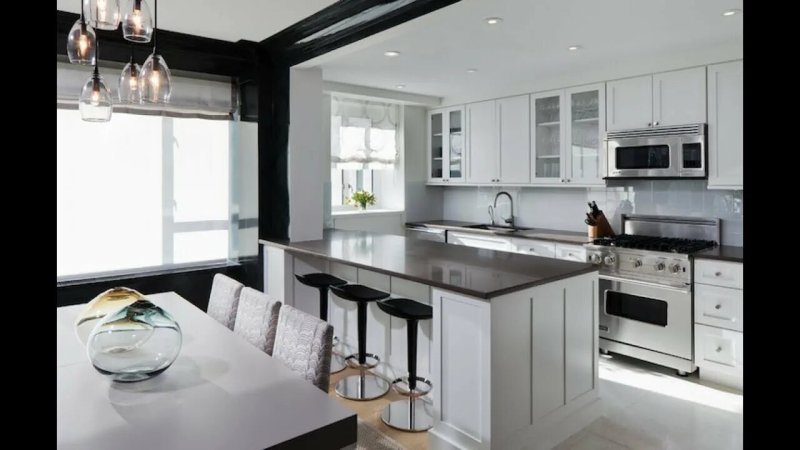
[463,224,531,233]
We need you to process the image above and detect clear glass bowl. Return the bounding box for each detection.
[87,299,182,383]
[75,287,145,345]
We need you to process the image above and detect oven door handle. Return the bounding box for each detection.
[600,274,691,294]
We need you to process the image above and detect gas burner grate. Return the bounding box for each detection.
[592,234,717,254]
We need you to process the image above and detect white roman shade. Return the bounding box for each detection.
[56,62,236,118]
[331,96,400,169]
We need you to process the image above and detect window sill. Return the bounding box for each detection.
[331,208,405,218]
[56,258,256,288]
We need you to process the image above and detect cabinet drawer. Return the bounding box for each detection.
[511,238,556,258]
[555,243,587,262]
[694,324,743,375]
[694,260,743,289]
[448,232,511,252]
[695,284,743,332]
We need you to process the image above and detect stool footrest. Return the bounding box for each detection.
[344,353,381,370]
[391,376,433,398]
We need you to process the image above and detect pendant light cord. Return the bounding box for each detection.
[153,0,158,54]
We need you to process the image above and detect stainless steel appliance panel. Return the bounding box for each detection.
[606,123,706,179]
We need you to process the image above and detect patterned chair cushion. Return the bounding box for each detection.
[234,287,281,355]
[207,274,244,330]
[273,305,334,393]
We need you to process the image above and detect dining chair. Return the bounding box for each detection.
[272,305,334,393]
[207,273,244,330]
[233,287,282,355]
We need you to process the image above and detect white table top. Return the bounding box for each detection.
[57,292,356,450]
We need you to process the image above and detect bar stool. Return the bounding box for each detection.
[329,284,391,401]
[376,298,434,432]
[295,273,349,373]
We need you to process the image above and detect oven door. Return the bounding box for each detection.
[599,276,693,359]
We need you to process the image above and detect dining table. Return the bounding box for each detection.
[57,291,357,450]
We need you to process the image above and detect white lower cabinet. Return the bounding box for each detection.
[448,231,512,252]
[693,260,743,391]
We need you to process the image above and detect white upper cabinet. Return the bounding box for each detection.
[466,100,499,183]
[607,67,706,131]
[653,67,707,126]
[497,95,531,184]
[606,75,653,131]
[707,60,743,190]
[531,90,565,184]
[532,85,606,186]
[428,106,466,183]
[565,84,606,185]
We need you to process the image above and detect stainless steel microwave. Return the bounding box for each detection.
[605,123,707,179]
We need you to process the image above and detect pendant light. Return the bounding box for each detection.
[122,0,153,43]
[66,1,96,65]
[140,0,171,104]
[118,45,142,104]
[84,0,121,31]
[79,42,113,122]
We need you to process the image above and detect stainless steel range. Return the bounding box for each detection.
[585,214,719,375]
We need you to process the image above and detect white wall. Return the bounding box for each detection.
[288,68,325,241]
[404,105,444,222]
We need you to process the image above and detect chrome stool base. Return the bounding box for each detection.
[330,353,347,374]
[381,397,434,432]
[335,371,390,401]
[344,352,381,370]
[391,376,433,398]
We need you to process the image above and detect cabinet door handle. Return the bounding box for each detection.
[703,312,735,322]
[647,122,652,127]
[714,304,722,310]
[654,121,659,126]
[561,178,565,182]
[714,271,722,277]
[716,346,723,353]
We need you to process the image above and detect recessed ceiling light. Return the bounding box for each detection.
[384,50,401,57]
[485,17,503,25]
[568,45,582,51]
[722,9,741,16]
[466,68,478,73]
[395,84,405,89]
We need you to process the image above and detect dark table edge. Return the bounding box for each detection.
[266,414,357,450]
[262,240,598,299]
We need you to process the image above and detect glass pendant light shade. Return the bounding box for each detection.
[66,19,96,65]
[140,52,172,104]
[84,0,121,31]
[122,0,153,42]
[80,67,113,122]
[119,61,142,104]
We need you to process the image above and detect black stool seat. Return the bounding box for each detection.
[377,298,433,321]
[295,273,347,289]
[330,284,389,302]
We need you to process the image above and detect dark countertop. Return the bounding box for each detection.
[692,245,744,263]
[406,220,592,245]
[261,230,597,299]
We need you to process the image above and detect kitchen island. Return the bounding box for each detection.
[261,230,600,450]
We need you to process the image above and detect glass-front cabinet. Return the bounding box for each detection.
[531,90,564,184]
[428,106,465,183]
[531,84,605,186]
[565,84,605,185]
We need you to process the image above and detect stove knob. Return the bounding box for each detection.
[633,259,643,268]
[654,262,665,271]
[589,253,602,264]
[669,263,681,274]
[603,255,616,266]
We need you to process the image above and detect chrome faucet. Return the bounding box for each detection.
[493,191,514,228]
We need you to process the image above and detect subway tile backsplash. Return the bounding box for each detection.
[442,180,743,247]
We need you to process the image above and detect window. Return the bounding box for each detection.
[330,96,402,210]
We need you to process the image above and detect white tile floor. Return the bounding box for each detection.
[555,353,743,450]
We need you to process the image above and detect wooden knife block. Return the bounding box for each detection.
[594,212,615,238]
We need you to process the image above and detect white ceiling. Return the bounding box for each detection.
[56,0,338,42]
[308,0,744,102]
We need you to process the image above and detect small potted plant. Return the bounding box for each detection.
[347,190,376,210]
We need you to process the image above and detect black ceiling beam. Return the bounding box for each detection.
[56,10,258,79]
[260,0,396,51]
[261,0,461,66]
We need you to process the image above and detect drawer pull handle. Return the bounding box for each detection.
[714,271,722,276]
[703,313,735,322]
[714,304,722,310]
[716,347,722,352]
